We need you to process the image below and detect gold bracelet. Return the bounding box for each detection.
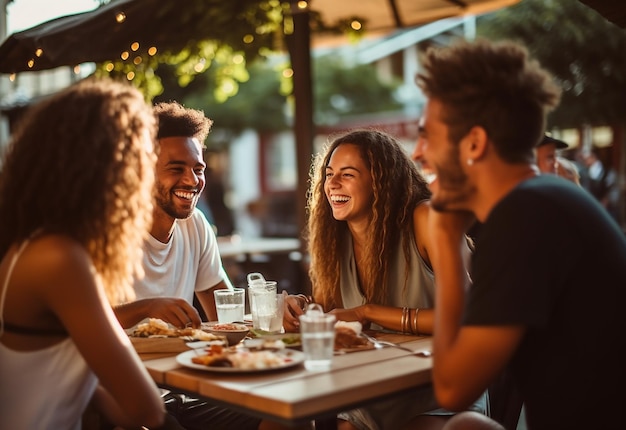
[401,307,409,334]
[295,294,311,311]
[412,308,420,335]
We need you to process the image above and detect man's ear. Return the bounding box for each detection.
[461,126,488,164]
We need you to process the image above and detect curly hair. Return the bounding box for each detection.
[154,101,212,145]
[0,78,157,305]
[416,39,561,163]
[306,129,431,310]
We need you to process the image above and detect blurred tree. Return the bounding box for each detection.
[180,59,289,149]
[478,0,626,129]
[171,55,401,148]
[92,0,288,99]
[89,0,370,101]
[479,0,626,230]
[313,56,403,125]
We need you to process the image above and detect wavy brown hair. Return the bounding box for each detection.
[306,129,431,310]
[0,78,157,305]
[417,39,561,163]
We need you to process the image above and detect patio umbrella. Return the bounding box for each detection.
[0,0,270,74]
[309,0,521,45]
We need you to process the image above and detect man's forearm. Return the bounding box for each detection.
[197,281,231,322]
[113,300,148,329]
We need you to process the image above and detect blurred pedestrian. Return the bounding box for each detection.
[535,134,568,175]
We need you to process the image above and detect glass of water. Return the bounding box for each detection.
[213,288,245,323]
[299,304,336,371]
[248,281,281,332]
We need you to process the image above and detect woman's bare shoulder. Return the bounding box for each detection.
[20,234,91,276]
[413,200,432,231]
[412,201,432,262]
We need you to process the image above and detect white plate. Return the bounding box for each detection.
[176,348,305,373]
[185,340,227,349]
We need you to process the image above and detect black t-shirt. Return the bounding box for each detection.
[466,175,626,430]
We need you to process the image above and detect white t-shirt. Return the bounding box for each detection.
[134,209,232,304]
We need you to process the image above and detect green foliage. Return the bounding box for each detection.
[93,0,286,99]
[313,56,403,125]
[478,0,626,128]
[170,54,402,140]
[180,60,289,145]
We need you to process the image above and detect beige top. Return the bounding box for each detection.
[340,233,435,311]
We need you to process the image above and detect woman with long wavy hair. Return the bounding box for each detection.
[283,129,483,430]
[0,78,172,429]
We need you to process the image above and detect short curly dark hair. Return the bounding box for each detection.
[154,101,213,144]
[417,39,561,164]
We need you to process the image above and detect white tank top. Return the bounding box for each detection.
[0,240,98,430]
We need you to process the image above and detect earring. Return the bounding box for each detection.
[467,159,474,166]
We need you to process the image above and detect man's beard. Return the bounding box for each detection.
[155,183,197,220]
[430,150,473,212]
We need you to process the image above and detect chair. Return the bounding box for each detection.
[486,369,524,430]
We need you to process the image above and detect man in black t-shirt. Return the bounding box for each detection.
[409,39,626,430]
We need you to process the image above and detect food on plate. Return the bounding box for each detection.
[277,334,301,346]
[201,322,249,345]
[191,343,295,369]
[132,318,221,341]
[206,323,247,331]
[248,329,301,347]
[334,321,369,349]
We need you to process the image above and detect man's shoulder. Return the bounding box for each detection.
[176,209,211,232]
[174,209,217,247]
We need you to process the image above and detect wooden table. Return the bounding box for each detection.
[140,333,433,429]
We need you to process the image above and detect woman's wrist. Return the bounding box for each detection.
[294,294,313,311]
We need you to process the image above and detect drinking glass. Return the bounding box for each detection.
[248,281,284,333]
[213,288,245,323]
[299,304,336,371]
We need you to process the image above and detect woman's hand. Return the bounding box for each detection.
[282,295,305,332]
[329,306,368,326]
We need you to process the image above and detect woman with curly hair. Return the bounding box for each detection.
[0,79,172,429]
[285,129,437,334]
[283,129,484,430]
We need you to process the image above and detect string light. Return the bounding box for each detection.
[27,59,34,68]
[105,63,114,72]
[243,34,254,44]
[130,42,139,51]
[120,51,129,60]
[126,71,135,80]
[351,20,362,30]
[133,56,142,65]
[9,74,16,82]
[297,1,308,10]
[115,12,126,23]
[147,46,157,56]
[73,65,81,74]
[35,48,43,57]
